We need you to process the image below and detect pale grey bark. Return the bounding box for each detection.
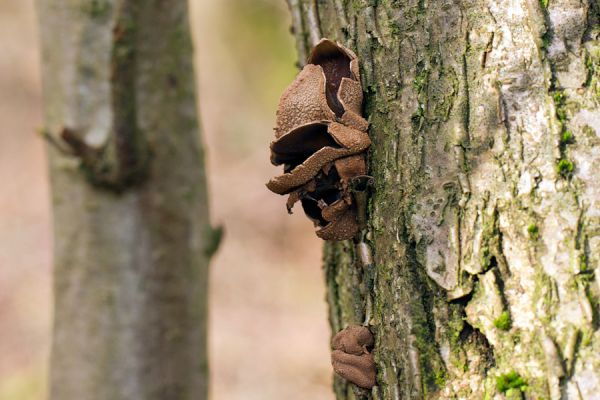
[37,1,215,399]
[290,0,600,398]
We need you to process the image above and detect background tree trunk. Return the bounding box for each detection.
[37,1,216,399]
[288,0,600,398]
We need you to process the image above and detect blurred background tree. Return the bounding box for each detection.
[37,1,215,399]
[288,1,600,399]
[1,1,334,399]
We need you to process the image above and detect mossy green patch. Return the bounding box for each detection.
[551,91,568,140]
[496,371,527,393]
[557,159,574,177]
[351,0,364,11]
[560,130,574,145]
[585,51,595,88]
[528,224,540,240]
[540,30,553,53]
[494,311,511,331]
[579,253,589,272]
[553,91,566,107]
[413,68,429,91]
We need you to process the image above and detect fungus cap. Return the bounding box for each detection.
[267,122,370,195]
[315,208,359,240]
[274,64,335,138]
[331,350,376,389]
[331,325,376,389]
[332,325,374,355]
[274,39,366,138]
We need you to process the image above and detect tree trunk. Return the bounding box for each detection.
[36,1,216,399]
[288,0,600,398]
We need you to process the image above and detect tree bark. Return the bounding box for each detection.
[37,1,216,399]
[288,0,600,398]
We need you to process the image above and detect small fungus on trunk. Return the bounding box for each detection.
[331,325,376,389]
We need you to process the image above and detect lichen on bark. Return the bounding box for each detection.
[288,0,600,398]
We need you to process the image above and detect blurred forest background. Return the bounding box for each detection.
[0,1,333,399]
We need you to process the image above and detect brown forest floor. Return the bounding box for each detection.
[0,1,333,399]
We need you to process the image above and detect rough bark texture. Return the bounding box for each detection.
[37,1,215,399]
[288,0,600,398]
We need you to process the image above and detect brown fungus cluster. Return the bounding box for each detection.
[266,39,370,241]
[331,325,376,389]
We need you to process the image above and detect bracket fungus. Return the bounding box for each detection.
[266,38,371,240]
[331,325,376,389]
